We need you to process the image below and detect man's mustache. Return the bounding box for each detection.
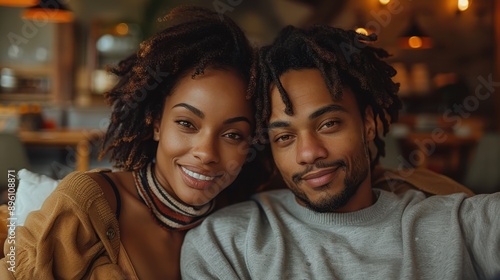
[292,160,346,183]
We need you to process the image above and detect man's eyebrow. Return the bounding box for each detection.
[309,104,346,120]
[224,116,252,125]
[172,103,204,118]
[268,105,346,130]
[268,121,290,130]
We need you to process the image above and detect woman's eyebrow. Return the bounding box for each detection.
[172,103,251,125]
[224,116,252,125]
[172,103,204,118]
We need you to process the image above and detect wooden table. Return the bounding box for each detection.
[18,129,105,171]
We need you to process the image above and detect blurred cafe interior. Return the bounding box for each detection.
[0,0,499,197]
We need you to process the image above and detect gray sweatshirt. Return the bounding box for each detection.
[181,189,500,280]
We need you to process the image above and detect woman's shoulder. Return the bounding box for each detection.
[54,169,113,208]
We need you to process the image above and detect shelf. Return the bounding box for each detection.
[0,93,51,104]
[0,64,52,76]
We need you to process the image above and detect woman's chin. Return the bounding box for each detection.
[177,190,216,207]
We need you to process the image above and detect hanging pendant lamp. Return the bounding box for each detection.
[0,0,37,6]
[398,16,432,49]
[22,0,73,23]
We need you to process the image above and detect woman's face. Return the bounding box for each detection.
[153,68,253,206]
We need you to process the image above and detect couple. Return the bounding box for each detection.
[2,5,499,280]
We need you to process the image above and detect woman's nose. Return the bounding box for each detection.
[192,134,220,164]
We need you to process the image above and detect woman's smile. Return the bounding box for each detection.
[179,164,223,190]
[181,166,217,181]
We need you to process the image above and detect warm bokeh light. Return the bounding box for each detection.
[22,8,74,23]
[408,36,423,49]
[18,103,29,114]
[458,0,469,12]
[0,0,37,6]
[355,27,369,36]
[115,23,129,36]
[399,36,432,49]
[379,0,391,5]
[31,104,42,114]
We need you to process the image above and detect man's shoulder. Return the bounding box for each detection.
[188,190,291,238]
[393,188,500,223]
[208,190,290,220]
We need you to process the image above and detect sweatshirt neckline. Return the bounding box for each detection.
[284,189,394,225]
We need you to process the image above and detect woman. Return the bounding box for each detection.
[0,6,270,279]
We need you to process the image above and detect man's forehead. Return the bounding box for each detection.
[269,71,348,111]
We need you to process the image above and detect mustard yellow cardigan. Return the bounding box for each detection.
[0,171,125,279]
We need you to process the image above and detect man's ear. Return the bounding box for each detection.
[364,106,376,142]
[153,119,161,141]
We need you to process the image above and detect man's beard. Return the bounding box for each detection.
[289,141,370,213]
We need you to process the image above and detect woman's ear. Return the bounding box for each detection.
[364,106,376,142]
[153,119,161,141]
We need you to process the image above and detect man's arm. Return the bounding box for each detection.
[460,192,500,279]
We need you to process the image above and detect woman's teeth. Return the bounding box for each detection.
[182,167,215,181]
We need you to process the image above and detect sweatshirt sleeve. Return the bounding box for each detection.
[459,192,500,279]
[0,172,125,279]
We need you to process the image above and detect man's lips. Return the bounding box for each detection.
[301,166,341,188]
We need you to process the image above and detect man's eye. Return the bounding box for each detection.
[275,135,292,143]
[321,120,340,130]
[176,120,195,129]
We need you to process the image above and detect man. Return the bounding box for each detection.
[180,25,500,279]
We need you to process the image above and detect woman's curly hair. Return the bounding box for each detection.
[253,25,402,168]
[99,5,256,171]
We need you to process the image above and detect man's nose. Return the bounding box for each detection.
[296,132,328,165]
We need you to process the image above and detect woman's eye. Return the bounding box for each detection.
[224,132,243,141]
[176,120,195,129]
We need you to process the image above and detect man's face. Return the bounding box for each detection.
[268,69,376,213]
